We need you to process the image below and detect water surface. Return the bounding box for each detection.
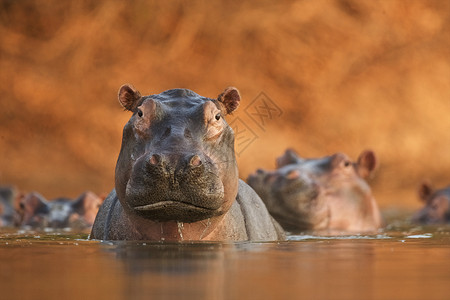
[1,222,450,300]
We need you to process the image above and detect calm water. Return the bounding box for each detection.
[1,216,450,300]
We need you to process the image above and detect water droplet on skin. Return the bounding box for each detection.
[200,218,211,239]
[177,221,184,241]
[160,224,165,241]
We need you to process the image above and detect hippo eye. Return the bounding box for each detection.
[215,113,221,121]
[137,109,143,117]
[344,161,351,167]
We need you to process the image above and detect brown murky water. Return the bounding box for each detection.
[1,218,450,300]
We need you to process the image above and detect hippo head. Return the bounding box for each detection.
[0,186,18,227]
[18,192,103,228]
[115,84,240,224]
[412,182,450,224]
[247,149,379,231]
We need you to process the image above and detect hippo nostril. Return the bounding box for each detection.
[184,128,192,139]
[149,154,162,166]
[161,127,171,140]
[189,155,202,167]
[286,170,300,180]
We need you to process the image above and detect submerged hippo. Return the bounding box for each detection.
[90,84,284,241]
[0,186,19,227]
[18,191,103,229]
[247,149,382,233]
[412,182,450,224]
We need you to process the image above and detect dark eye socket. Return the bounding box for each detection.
[137,109,143,117]
[215,113,221,121]
[344,161,351,167]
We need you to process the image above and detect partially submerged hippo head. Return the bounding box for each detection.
[0,186,19,227]
[90,84,287,241]
[18,191,103,229]
[247,149,382,233]
[90,85,284,241]
[411,182,450,224]
[115,85,240,224]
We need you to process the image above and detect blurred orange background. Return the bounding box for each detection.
[1,0,449,210]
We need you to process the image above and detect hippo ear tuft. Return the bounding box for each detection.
[276,149,301,168]
[357,150,378,179]
[418,181,434,203]
[118,84,142,111]
[218,87,240,114]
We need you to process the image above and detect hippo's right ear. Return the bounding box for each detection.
[276,149,302,168]
[217,87,240,115]
[356,150,378,179]
[118,84,142,111]
[20,192,48,213]
[418,181,434,203]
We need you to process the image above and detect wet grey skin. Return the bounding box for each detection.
[247,149,382,233]
[412,183,450,224]
[90,85,285,241]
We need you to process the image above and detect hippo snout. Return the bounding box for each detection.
[125,151,225,222]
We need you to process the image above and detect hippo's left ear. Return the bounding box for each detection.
[418,181,434,203]
[357,150,378,179]
[72,191,103,213]
[276,149,302,168]
[217,87,240,115]
[118,84,142,112]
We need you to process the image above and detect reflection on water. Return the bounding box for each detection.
[1,223,450,300]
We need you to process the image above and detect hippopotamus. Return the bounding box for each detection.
[411,182,450,224]
[0,186,20,227]
[17,191,103,229]
[247,149,382,233]
[90,84,284,241]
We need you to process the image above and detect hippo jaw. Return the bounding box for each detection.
[133,200,223,222]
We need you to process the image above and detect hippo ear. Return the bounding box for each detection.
[356,150,378,179]
[217,87,240,115]
[276,149,302,168]
[418,181,434,203]
[118,84,142,111]
[71,192,100,212]
[71,192,87,213]
[71,191,103,225]
[20,192,48,214]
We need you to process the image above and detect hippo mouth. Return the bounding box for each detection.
[132,200,221,222]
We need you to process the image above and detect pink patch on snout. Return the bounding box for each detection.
[189,155,202,167]
[286,170,301,180]
[149,154,161,165]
